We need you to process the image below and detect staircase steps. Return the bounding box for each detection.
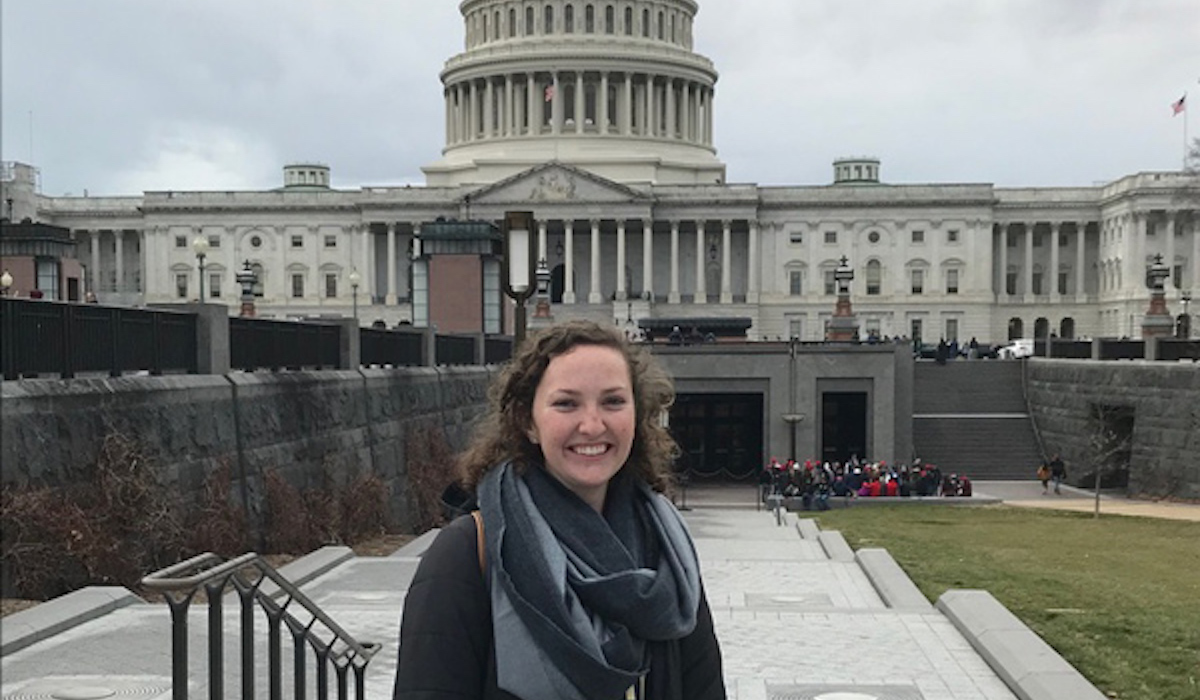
[913,360,1043,480]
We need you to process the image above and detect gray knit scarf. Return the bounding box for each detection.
[477,461,700,700]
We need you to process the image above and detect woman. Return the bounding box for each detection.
[394,320,725,700]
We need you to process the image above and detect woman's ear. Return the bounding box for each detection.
[526,427,540,445]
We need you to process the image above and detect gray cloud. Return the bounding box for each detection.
[3,0,1197,195]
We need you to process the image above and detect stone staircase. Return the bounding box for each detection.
[912,360,1044,480]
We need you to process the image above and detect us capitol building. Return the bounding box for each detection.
[4,0,1198,343]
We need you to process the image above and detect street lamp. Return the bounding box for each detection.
[0,270,12,297]
[1182,290,1193,339]
[502,211,537,349]
[191,235,210,302]
[348,268,362,321]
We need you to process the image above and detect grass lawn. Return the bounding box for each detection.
[808,504,1200,700]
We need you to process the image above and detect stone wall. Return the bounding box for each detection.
[0,368,495,533]
[1027,359,1200,500]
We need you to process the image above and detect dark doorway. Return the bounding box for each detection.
[671,393,763,480]
[821,392,867,464]
[551,263,566,303]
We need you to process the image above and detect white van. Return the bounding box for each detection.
[996,338,1034,359]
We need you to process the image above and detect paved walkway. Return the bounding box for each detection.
[6,481,1184,699]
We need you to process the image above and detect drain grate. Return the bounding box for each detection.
[767,684,925,700]
[3,676,171,700]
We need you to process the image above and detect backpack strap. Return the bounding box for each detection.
[470,510,486,575]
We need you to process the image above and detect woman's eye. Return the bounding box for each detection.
[552,399,576,409]
[603,396,628,407]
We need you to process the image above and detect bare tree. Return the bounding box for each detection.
[1086,403,1134,518]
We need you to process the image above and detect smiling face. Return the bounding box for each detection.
[527,344,636,512]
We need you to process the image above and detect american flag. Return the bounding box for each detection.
[544,85,555,102]
[1172,93,1186,116]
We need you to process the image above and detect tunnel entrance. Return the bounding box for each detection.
[671,393,763,480]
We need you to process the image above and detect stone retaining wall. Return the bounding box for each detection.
[1027,359,1200,500]
[0,368,495,532]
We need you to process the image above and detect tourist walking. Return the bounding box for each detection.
[394,320,725,700]
[1049,454,1067,495]
[1037,461,1051,494]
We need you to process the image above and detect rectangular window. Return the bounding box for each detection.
[1173,265,1183,288]
[325,273,337,298]
[824,230,837,244]
[946,269,959,295]
[175,273,189,299]
[324,235,337,248]
[945,319,959,342]
[911,269,924,295]
[789,270,804,296]
[1006,272,1017,295]
[291,235,303,249]
[1007,233,1017,248]
[1059,271,1069,295]
[175,235,187,248]
[824,270,836,295]
[208,235,220,248]
[911,230,925,244]
[789,231,803,245]
[291,273,304,298]
[911,319,923,342]
[1032,272,1044,295]
[209,273,222,298]
[1059,233,1069,246]
[1034,232,1044,247]
[947,229,959,243]
[35,258,60,301]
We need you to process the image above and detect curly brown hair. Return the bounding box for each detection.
[458,319,679,493]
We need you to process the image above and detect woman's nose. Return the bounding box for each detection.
[577,405,605,433]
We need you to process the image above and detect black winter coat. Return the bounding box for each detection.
[393,514,726,700]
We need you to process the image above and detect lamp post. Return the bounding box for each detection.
[236,260,257,317]
[502,211,537,349]
[0,270,12,297]
[348,268,362,321]
[191,235,210,302]
[1182,290,1193,339]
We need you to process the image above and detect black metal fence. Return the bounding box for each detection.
[360,327,424,367]
[230,317,341,372]
[485,335,514,364]
[1,297,197,379]
[435,334,477,366]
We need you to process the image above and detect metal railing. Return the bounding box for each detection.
[230,317,341,371]
[435,333,477,366]
[1,297,197,379]
[142,552,379,700]
[360,326,424,367]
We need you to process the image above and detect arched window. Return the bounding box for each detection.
[481,13,489,42]
[657,11,664,39]
[509,8,517,37]
[585,4,595,33]
[605,4,614,33]
[624,6,633,35]
[1034,317,1050,339]
[565,4,574,33]
[1008,317,1024,340]
[866,260,882,295]
[1060,318,1075,339]
[670,13,676,42]
[526,6,535,34]
[544,4,554,34]
[494,10,501,39]
[642,8,650,37]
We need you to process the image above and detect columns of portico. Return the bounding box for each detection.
[504,75,514,137]
[563,220,576,304]
[669,221,680,304]
[551,72,562,134]
[600,73,610,134]
[445,89,453,145]
[748,220,760,303]
[469,82,479,140]
[1076,222,1087,299]
[1050,223,1062,300]
[89,230,101,293]
[114,230,125,295]
[998,224,1009,299]
[666,79,676,139]
[646,77,656,137]
[526,74,537,134]
[537,220,548,264]
[680,83,691,141]
[1165,211,1178,290]
[623,74,633,136]
[386,223,398,305]
[589,220,602,303]
[720,220,732,303]
[641,220,653,300]
[1134,213,1149,295]
[575,73,585,134]
[485,79,496,138]
[1024,223,1035,296]
[360,224,373,301]
[694,222,707,304]
[616,220,627,300]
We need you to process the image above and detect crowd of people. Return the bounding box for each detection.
[758,456,973,509]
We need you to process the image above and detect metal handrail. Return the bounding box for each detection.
[142,551,379,700]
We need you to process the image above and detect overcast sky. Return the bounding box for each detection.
[2,1,1197,197]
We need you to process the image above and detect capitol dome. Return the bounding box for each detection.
[422,0,726,187]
